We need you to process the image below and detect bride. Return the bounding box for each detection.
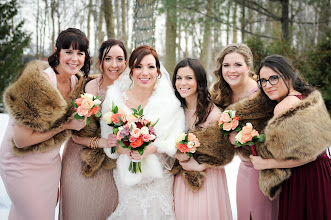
[101,45,185,219]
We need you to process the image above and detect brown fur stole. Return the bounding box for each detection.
[3,60,88,155]
[257,90,331,200]
[171,91,276,192]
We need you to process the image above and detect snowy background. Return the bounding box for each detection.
[0,113,241,219]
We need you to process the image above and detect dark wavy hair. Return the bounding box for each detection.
[257,55,314,99]
[96,39,128,73]
[48,28,91,77]
[128,45,161,79]
[211,43,255,109]
[172,58,213,128]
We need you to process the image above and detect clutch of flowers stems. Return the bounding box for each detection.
[176,132,200,157]
[218,110,241,135]
[234,122,265,156]
[116,105,158,173]
[71,93,102,125]
[103,102,127,153]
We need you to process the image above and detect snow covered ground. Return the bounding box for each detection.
[0,113,240,219]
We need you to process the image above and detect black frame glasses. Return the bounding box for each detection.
[258,75,280,87]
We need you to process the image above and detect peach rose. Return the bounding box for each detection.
[241,133,252,143]
[177,143,189,153]
[219,112,231,123]
[90,105,99,115]
[223,123,232,131]
[242,123,253,134]
[111,113,125,124]
[81,98,94,109]
[75,98,84,106]
[129,136,137,143]
[86,110,93,117]
[77,106,89,116]
[251,129,259,138]
[142,134,151,142]
[131,128,141,138]
[131,136,144,148]
[231,119,239,130]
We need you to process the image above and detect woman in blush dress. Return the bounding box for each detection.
[59,39,128,220]
[172,58,232,220]
[0,28,90,220]
[101,45,185,220]
[250,55,331,220]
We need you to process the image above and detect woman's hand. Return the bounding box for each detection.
[130,144,157,161]
[175,151,190,162]
[107,134,118,148]
[250,155,271,170]
[250,155,316,170]
[229,131,238,145]
[179,157,206,172]
[64,114,87,131]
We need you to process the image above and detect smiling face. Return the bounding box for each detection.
[131,54,158,89]
[102,45,127,81]
[57,45,85,76]
[175,66,198,100]
[222,52,250,88]
[259,66,290,102]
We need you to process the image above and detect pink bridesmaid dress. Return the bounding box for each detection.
[0,68,76,220]
[173,106,233,220]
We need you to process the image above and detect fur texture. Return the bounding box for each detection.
[257,90,331,200]
[3,60,89,155]
[171,91,275,191]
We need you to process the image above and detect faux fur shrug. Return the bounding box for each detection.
[171,91,276,192]
[3,60,89,155]
[100,73,185,186]
[257,90,331,199]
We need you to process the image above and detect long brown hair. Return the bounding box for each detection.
[211,43,255,109]
[172,58,213,128]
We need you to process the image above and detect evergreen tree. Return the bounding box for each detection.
[0,0,30,112]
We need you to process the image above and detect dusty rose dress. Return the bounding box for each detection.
[0,68,76,220]
[59,80,118,220]
[173,106,233,220]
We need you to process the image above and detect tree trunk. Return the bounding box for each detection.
[200,0,213,71]
[121,0,127,47]
[317,0,330,44]
[233,2,238,43]
[87,0,93,39]
[240,0,246,41]
[226,1,231,44]
[51,0,55,50]
[281,0,289,42]
[103,0,115,38]
[165,0,177,75]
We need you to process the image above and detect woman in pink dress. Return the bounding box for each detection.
[210,43,279,220]
[250,55,331,220]
[172,58,232,220]
[60,39,128,220]
[0,28,90,220]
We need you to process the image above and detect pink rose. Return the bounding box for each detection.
[251,129,259,138]
[75,98,84,106]
[177,143,189,153]
[90,105,99,115]
[142,134,151,142]
[116,132,122,140]
[111,113,125,124]
[219,112,231,123]
[77,106,89,116]
[81,98,94,109]
[129,136,137,143]
[231,119,239,130]
[223,123,232,131]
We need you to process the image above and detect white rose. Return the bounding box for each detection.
[230,110,236,118]
[103,112,114,124]
[176,132,187,143]
[235,130,244,144]
[81,93,94,99]
[129,122,137,130]
[140,126,149,135]
[93,99,101,106]
[149,134,156,140]
[187,141,194,149]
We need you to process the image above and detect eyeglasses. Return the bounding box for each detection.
[258,75,280,87]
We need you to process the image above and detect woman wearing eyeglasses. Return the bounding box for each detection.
[250,55,331,220]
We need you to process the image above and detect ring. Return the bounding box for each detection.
[140,155,143,160]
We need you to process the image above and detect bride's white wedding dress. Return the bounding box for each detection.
[101,72,185,220]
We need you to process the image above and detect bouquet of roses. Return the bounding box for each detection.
[176,132,200,157]
[218,110,241,135]
[116,105,158,173]
[234,122,265,156]
[103,102,127,153]
[71,93,102,125]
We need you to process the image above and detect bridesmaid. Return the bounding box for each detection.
[172,58,232,220]
[60,39,128,220]
[0,28,89,220]
[210,43,279,220]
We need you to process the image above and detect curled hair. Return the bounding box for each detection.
[128,45,161,79]
[211,43,255,109]
[48,28,91,77]
[172,58,213,128]
[96,39,128,73]
[257,54,314,98]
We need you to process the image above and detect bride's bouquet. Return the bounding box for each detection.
[116,105,158,173]
[103,102,127,153]
[218,110,241,135]
[71,93,102,125]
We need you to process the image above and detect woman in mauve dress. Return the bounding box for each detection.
[59,39,128,220]
[0,28,90,220]
[172,58,232,220]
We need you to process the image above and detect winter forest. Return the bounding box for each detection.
[1,0,331,113]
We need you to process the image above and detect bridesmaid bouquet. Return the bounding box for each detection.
[234,122,265,156]
[71,93,102,125]
[218,110,241,135]
[116,105,158,173]
[176,132,200,157]
[103,102,127,153]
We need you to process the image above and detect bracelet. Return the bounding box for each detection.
[94,137,100,149]
[89,137,99,149]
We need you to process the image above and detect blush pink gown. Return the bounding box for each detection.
[0,68,76,220]
[173,106,233,220]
